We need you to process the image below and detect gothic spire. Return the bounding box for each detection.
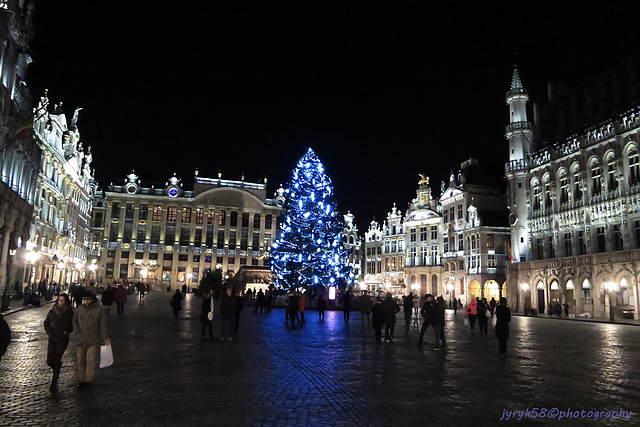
[510,67,523,90]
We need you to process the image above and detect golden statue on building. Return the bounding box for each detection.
[418,174,429,186]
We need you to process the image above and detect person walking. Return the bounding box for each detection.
[137,282,146,303]
[200,289,215,340]
[432,296,447,350]
[114,284,127,315]
[342,289,352,323]
[298,291,306,324]
[171,289,183,318]
[220,287,237,341]
[489,297,497,317]
[495,297,511,354]
[403,295,413,328]
[371,297,384,343]
[418,294,435,344]
[477,298,489,334]
[359,292,372,324]
[44,294,74,392]
[554,302,562,318]
[285,293,298,326]
[381,293,400,342]
[101,284,115,316]
[0,313,10,363]
[72,291,110,389]
[254,289,265,313]
[264,288,273,313]
[465,297,478,333]
[74,285,85,307]
[317,292,327,322]
[234,289,244,334]
[452,297,458,315]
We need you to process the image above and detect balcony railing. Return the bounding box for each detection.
[505,121,532,134]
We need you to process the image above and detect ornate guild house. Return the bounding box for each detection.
[91,172,282,290]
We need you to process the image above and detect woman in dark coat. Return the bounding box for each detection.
[285,293,298,326]
[381,292,400,342]
[495,297,511,354]
[114,284,128,315]
[171,289,183,318]
[101,285,115,315]
[477,298,489,334]
[342,289,353,323]
[317,292,327,322]
[43,293,74,392]
[371,297,384,343]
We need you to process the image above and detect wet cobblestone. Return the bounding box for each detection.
[1,293,639,426]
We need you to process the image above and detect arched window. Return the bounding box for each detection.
[558,170,569,204]
[590,160,602,195]
[618,277,630,306]
[627,146,639,186]
[606,154,618,192]
[582,279,591,299]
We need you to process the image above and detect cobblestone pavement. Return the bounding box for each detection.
[1,293,639,426]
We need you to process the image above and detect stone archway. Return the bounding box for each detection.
[565,279,575,315]
[484,280,500,302]
[469,280,481,300]
[580,278,593,317]
[536,280,546,315]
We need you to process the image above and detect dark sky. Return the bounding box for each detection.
[26,1,640,231]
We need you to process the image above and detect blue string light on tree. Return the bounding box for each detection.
[271,148,352,291]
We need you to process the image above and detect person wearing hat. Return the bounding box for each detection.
[72,290,110,389]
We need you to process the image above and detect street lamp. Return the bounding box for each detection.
[604,281,619,321]
[447,282,454,308]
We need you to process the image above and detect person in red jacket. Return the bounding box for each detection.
[465,298,478,332]
[114,284,128,316]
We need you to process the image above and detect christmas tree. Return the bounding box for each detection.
[271,148,353,291]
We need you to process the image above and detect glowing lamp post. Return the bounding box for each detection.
[447,282,454,308]
[604,281,619,321]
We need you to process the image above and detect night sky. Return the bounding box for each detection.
[26,1,640,230]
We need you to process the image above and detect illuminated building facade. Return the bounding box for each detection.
[27,93,93,285]
[0,0,40,295]
[91,172,282,290]
[440,160,510,306]
[403,175,442,298]
[362,219,383,291]
[361,166,509,302]
[342,211,362,285]
[505,62,640,319]
[380,204,405,294]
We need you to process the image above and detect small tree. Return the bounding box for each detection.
[271,148,352,291]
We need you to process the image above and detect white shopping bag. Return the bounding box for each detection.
[100,343,114,368]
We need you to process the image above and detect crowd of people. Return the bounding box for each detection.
[202,286,512,355]
[1,281,513,396]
